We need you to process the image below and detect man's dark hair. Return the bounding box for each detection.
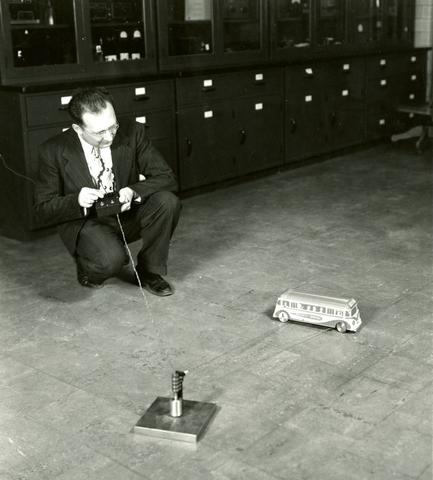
[68,87,114,126]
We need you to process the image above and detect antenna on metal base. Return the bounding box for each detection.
[133,370,218,443]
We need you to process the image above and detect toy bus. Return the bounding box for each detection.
[272,290,362,333]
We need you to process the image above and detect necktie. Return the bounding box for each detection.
[92,146,105,189]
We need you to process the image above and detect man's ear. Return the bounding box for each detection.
[71,123,82,135]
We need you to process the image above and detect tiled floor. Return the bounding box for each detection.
[0,143,432,480]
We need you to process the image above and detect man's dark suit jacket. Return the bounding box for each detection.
[34,122,178,256]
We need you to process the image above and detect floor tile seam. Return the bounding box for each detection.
[2,347,126,389]
[190,331,291,373]
[416,463,433,480]
[73,446,152,480]
[376,407,433,439]
[280,344,390,382]
[216,454,288,480]
[6,358,141,420]
[1,447,54,480]
[342,434,431,480]
[382,346,433,368]
[353,369,428,396]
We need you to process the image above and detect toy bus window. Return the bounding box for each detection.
[291,302,297,308]
[315,306,321,312]
[345,311,350,317]
[283,300,290,307]
[321,307,326,313]
[327,308,334,314]
[337,310,343,316]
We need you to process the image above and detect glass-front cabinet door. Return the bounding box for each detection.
[221,0,267,65]
[157,0,216,70]
[316,0,346,47]
[384,0,414,45]
[0,0,156,86]
[270,0,312,60]
[84,0,156,76]
[0,0,81,85]
[370,0,386,43]
[348,0,371,44]
[156,0,266,71]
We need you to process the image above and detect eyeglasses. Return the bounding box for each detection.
[82,122,119,138]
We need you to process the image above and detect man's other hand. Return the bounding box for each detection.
[118,187,135,212]
[78,187,104,208]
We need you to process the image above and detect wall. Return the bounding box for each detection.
[415,0,433,100]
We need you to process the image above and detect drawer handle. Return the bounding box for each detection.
[289,118,297,133]
[240,129,247,145]
[58,105,69,111]
[134,95,150,101]
[202,86,216,92]
[186,137,192,157]
[254,80,266,86]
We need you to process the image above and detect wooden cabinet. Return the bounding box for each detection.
[285,57,365,163]
[156,0,268,72]
[365,50,427,139]
[0,0,426,238]
[270,0,313,61]
[346,0,414,47]
[271,0,415,62]
[108,80,177,173]
[0,0,156,86]
[285,64,326,161]
[176,68,284,190]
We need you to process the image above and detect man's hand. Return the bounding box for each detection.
[78,187,103,208]
[118,187,135,212]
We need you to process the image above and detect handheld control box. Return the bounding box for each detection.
[95,192,122,217]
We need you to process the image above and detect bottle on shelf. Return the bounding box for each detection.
[46,0,55,25]
[94,38,104,62]
[14,29,31,67]
[118,30,130,60]
[131,29,143,60]
[104,34,118,61]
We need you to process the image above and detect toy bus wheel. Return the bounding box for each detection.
[336,322,347,333]
[278,311,290,323]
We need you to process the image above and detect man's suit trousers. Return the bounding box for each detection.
[75,191,181,283]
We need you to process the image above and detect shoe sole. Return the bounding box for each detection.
[141,282,174,297]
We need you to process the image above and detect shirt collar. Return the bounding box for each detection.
[75,130,110,156]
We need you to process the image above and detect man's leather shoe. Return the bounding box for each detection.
[77,267,104,289]
[138,272,173,297]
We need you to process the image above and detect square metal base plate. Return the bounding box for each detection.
[133,397,218,443]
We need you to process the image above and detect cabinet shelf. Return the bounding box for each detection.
[168,20,212,25]
[91,21,143,28]
[277,17,307,22]
[223,19,258,24]
[11,23,72,30]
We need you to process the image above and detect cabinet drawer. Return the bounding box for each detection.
[321,58,365,88]
[365,77,399,105]
[366,107,394,138]
[25,91,75,127]
[176,73,242,106]
[176,69,282,107]
[109,80,175,113]
[393,52,427,76]
[286,64,325,91]
[235,69,284,97]
[365,55,401,78]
